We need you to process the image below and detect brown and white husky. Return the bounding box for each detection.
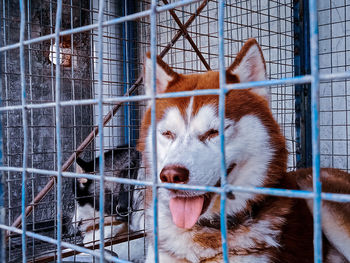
[136,39,350,262]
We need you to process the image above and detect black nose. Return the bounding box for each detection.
[116,190,130,221]
[117,204,128,214]
[160,165,189,184]
[116,203,129,222]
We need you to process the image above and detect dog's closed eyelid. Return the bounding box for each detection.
[198,129,219,142]
[160,130,176,140]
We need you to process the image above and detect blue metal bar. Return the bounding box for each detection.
[294,0,313,169]
[54,0,63,261]
[218,0,229,261]
[19,0,27,261]
[309,0,322,262]
[0,224,129,263]
[0,46,4,263]
[122,0,129,145]
[127,1,138,146]
[97,0,105,261]
[0,0,202,53]
[3,72,350,112]
[0,165,350,203]
[122,1,138,146]
[150,0,159,262]
[320,70,350,81]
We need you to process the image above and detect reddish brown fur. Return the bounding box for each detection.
[139,39,350,262]
[293,168,350,239]
[138,46,295,261]
[138,72,287,185]
[192,173,316,263]
[227,38,267,75]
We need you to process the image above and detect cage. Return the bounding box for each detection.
[0,0,349,262]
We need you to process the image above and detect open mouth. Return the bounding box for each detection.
[169,193,212,229]
[168,162,236,229]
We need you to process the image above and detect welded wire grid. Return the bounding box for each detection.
[0,0,350,263]
[139,0,296,169]
[0,0,141,262]
[1,1,95,262]
[318,0,350,172]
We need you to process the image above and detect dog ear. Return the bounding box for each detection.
[227,38,268,100]
[76,158,90,184]
[143,52,178,99]
[76,163,84,174]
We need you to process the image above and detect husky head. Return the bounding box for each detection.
[138,39,287,230]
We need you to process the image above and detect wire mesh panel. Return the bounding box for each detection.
[318,0,350,171]
[1,1,94,261]
[138,0,296,169]
[0,0,349,262]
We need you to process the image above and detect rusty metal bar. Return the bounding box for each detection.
[159,0,209,58]
[27,232,145,263]
[162,0,211,70]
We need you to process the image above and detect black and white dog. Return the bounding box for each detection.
[72,146,141,245]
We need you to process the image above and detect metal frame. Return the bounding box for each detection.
[0,58,4,262]
[0,0,350,262]
[294,0,312,169]
[122,0,138,146]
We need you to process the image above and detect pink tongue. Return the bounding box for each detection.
[169,196,204,229]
